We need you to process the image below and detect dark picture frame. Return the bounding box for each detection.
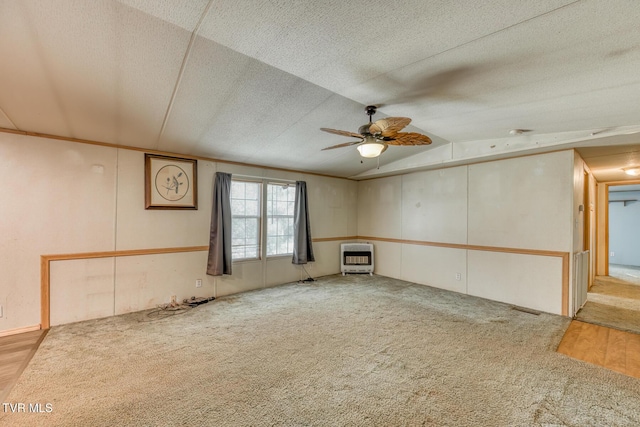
[145,154,198,210]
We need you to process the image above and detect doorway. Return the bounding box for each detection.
[576,183,640,333]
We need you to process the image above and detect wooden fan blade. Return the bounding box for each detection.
[320,128,364,139]
[321,140,363,151]
[369,117,411,138]
[386,132,432,146]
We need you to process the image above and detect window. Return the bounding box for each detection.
[266,184,296,256]
[231,181,261,260]
[230,180,296,260]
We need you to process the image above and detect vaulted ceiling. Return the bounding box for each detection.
[1,0,640,180]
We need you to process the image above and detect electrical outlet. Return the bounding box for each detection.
[610,252,615,257]
[0,305,3,318]
[170,295,177,304]
[196,279,202,288]
[455,273,461,281]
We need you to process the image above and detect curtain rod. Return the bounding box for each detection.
[231,173,297,184]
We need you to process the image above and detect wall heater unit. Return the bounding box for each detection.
[341,243,374,275]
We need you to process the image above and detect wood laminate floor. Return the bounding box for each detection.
[557,320,640,379]
[0,330,48,403]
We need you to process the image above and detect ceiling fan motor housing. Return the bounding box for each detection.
[358,124,373,135]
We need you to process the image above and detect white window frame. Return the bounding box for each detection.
[265,182,296,257]
[230,180,262,261]
[230,179,297,263]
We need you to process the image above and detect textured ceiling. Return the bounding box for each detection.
[1,0,640,179]
[576,144,640,182]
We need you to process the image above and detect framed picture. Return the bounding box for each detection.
[145,154,197,210]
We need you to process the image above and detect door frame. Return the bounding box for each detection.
[596,179,640,277]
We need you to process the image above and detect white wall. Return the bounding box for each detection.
[468,153,572,251]
[1,133,117,330]
[357,151,574,315]
[0,132,357,331]
[0,130,578,330]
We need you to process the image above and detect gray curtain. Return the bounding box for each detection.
[207,172,232,276]
[292,181,315,265]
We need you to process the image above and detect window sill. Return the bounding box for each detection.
[266,254,293,260]
[232,257,261,264]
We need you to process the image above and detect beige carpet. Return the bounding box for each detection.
[3,274,640,426]
[576,271,640,335]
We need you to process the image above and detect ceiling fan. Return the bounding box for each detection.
[320,105,432,158]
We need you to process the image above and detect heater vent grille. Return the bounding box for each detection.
[341,243,374,275]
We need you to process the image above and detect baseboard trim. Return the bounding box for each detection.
[0,324,41,337]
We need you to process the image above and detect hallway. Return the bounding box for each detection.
[575,264,640,334]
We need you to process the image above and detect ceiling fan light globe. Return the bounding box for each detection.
[357,142,386,158]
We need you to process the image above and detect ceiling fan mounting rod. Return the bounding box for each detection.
[365,105,377,123]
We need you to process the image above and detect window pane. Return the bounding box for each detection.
[246,218,258,239]
[246,200,259,216]
[266,239,277,256]
[245,183,259,200]
[285,218,293,238]
[245,246,258,259]
[266,195,274,216]
[266,218,277,237]
[232,218,244,238]
[266,183,296,256]
[231,199,245,216]
[231,181,244,196]
[231,181,261,260]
